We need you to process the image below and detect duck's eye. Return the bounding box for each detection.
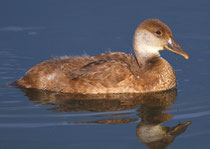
[156,30,161,35]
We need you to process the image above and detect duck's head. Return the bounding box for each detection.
[133,19,189,65]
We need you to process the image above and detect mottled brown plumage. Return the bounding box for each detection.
[15,19,189,94]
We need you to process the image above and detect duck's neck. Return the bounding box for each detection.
[133,30,161,69]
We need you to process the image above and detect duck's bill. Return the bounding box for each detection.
[164,39,189,59]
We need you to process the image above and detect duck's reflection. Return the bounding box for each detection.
[20,88,191,149]
[136,105,191,149]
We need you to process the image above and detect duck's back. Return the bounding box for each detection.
[17,52,142,93]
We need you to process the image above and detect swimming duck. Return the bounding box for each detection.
[15,19,189,94]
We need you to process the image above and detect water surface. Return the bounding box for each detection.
[0,0,210,149]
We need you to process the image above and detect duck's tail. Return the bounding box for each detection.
[9,80,20,87]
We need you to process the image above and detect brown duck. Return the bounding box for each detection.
[15,19,189,94]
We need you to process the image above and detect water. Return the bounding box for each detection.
[0,0,210,148]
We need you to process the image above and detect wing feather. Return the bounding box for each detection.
[68,60,133,88]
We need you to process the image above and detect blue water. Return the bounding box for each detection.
[0,0,210,148]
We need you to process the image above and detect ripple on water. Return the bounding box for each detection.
[0,26,46,32]
[0,108,137,128]
[0,49,32,84]
[174,110,210,119]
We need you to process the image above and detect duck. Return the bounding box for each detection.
[14,19,189,94]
